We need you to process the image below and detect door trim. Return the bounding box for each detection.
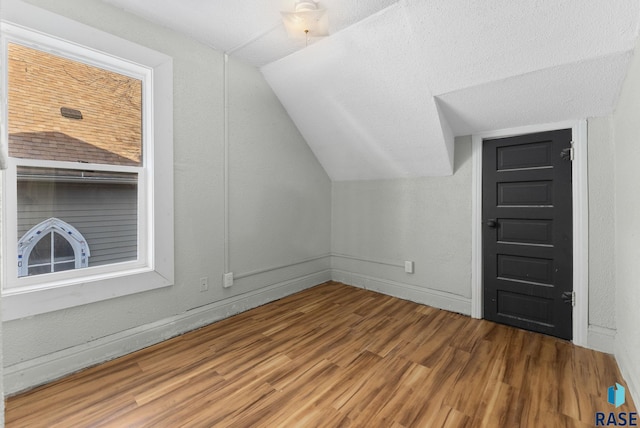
[471,120,588,347]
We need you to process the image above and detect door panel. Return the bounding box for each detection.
[483,129,573,340]
[497,181,553,206]
[498,219,553,245]
[497,255,554,284]
[497,141,554,170]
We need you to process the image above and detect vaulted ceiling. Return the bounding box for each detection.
[103,0,640,180]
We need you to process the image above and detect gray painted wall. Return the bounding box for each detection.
[0,175,4,424]
[331,136,473,313]
[587,117,616,331]
[2,0,331,389]
[228,59,331,277]
[331,129,618,336]
[613,40,640,406]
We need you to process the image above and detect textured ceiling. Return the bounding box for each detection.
[263,4,455,180]
[102,0,640,180]
[101,0,398,66]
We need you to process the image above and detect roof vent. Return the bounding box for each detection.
[60,107,83,120]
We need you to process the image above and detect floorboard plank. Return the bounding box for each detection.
[6,281,636,427]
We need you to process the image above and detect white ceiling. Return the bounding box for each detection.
[101,0,399,65]
[103,0,640,180]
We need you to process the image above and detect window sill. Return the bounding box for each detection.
[2,267,173,321]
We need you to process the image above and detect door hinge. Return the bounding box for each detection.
[561,291,576,306]
[561,141,574,161]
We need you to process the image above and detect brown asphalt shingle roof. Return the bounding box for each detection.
[8,43,142,166]
[10,132,138,166]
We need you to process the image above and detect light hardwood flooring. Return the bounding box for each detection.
[6,281,637,427]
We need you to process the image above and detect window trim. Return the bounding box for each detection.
[1,3,174,321]
[18,217,91,277]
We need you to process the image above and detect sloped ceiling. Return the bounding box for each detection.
[103,0,640,181]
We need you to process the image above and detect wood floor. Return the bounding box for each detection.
[6,281,636,427]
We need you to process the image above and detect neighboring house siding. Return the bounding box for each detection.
[18,180,137,267]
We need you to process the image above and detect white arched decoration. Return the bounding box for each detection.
[17,218,90,277]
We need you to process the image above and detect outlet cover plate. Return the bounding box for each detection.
[200,277,209,292]
[404,261,414,274]
[223,272,234,288]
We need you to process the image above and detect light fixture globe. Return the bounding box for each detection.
[281,0,329,39]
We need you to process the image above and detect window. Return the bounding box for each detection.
[8,42,142,279]
[18,218,90,277]
[1,5,174,321]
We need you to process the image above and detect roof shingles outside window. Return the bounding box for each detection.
[7,43,142,166]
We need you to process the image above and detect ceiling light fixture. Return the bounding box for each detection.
[281,0,329,45]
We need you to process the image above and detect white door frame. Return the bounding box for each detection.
[471,120,588,347]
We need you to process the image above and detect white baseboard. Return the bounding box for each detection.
[587,325,616,353]
[615,342,640,412]
[4,269,331,396]
[332,269,471,315]
[10,269,618,398]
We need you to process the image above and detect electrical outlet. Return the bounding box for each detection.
[404,261,414,274]
[199,277,209,292]
[223,272,234,288]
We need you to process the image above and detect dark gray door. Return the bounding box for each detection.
[482,129,573,340]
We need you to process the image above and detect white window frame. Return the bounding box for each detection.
[0,2,174,321]
[18,217,91,277]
